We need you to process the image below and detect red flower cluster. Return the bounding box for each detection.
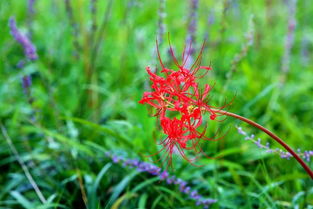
[139,42,229,166]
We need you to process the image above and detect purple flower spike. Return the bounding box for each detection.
[179,181,187,192]
[236,126,313,162]
[237,127,246,135]
[202,199,218,208]
[22,76,32,89]
[175,178,185,185]
[106,152,217,208]
[190,190,201,201]
[28,0,36,15]
[182,186,191,194]
[265,142,270,149]
[112,155,121,163]
[166,176,175,184]
[255,138,262,148]
[159,170,169,180]
[131,159,140,167]
[304,151,311,162]
[9,17,38,61]
[16,60,26,69]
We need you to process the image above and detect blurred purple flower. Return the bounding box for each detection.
[64,0,81,58]
[16,60,26,69]
[106,152,217,208]
[159,170,169,180]
[185,0,199,67]
[157,0,166,44]
[112,155,121,163]
[28,0,36,15]
[281,0,297,77]
[22,76,32,90]
[9,17,38,61]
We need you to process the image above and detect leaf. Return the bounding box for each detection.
[0,175,23,199]
[243,83,276,111]
[63,117,134,148]
[151,195,163,209]
[61,174,78,185]
[85,141,107,154]
[292,191,305,206]
[34,127,93,156]
[104,170,138,209]
[10,191,34,209]
[35,203,67,209]
[217,147,245,158]
[138,193,148,209]
[219,160,244,170]
[260,181,283,195]
[88,163,112,209]
[111,193,136,209]
[155,186,184,203]
[131,177,159,193]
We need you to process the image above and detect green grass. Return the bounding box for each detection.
[0,0,313,208]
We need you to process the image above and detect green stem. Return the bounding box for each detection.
[212,109,313,179]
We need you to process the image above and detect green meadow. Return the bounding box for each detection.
[0,0,312,208]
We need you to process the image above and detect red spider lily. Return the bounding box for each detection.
[139,40,228,167]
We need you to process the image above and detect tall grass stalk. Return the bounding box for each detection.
[0,123,47,203]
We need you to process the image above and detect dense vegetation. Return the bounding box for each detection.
[0,0,312,208]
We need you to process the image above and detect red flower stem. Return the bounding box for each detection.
[212,108,313,179]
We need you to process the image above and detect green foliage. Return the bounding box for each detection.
[0,0,312,208]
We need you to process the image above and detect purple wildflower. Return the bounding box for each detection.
[112,155,121,163]
[255,138,262,148]
[236,126,313,162]
[26,0,36,38]
[131,159,140,167]
[159,170,169,180]
[184,0,199,68]
[22,76,32,89]
[281,0,297,79]
[64,0,81,58]
[174,178,186,185]
[157,0,166,44]
[304,151,311,162]
[190,190,200,200]
[166,176,175,184]
[265,142,270,149]
[9,17,38,61]
[16,60,26,69]
[136,162,161,175]
[237,127,246,135]
[28,0,36,15]
[201,199,218,209]
[89,0,98,46]
[106,152,217,208]
[182,186,191,194]
[177,179,187,192]
[202,9,215,45]
[186,0,199,45]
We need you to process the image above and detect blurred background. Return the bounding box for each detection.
[0,0,312,208]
